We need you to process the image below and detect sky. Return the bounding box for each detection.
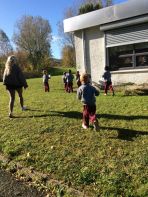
[0,0,127,59]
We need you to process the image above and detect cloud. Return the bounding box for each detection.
[52,35,63,43]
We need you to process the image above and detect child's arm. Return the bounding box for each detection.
[92,83,100,96]
[93,86,100,96]
[95,89,99,96]
[77,88,82,100]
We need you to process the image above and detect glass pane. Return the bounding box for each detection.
[108,44,134,71]
[136,55,148,67]
[108,42,148,70]
[135,42,148,50]
[118,56,133,68]
[111,45,133,55]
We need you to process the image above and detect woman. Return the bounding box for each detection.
[3,55,28,118]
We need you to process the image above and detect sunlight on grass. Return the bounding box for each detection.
[0,76,148,196]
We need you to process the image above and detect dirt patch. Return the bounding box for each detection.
[0,169,46,197]
[0,153,84,197]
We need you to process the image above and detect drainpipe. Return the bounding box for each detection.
[82,30,87,72]
[104,33,108,67]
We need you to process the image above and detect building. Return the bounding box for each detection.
[63,0,148,85]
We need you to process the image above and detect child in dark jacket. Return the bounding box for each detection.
[43,70,50,92]
[75,71,81,88]
[102,66,114,96]
[62,72,67,91]
[66,69,74,93]
[77,73,100,131]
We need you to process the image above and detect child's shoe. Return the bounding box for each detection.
[22,106,27,111]
[9,113,14,118]
[93,120,100,131]
[82,123,88,129]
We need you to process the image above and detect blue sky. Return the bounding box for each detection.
[0,0,127,59]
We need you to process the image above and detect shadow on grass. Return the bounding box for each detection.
[101,126,148,141]
[11,110,82,119]
[98,114,148,120]
[24,108,43,112]
[49,111,82,119]
[12,112,148,122]
[12,114,50,118]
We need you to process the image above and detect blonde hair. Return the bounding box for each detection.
[4,55,17,75]
[80,73,89,83]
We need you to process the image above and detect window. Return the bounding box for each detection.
[108,42,148,71]
[136,54,148,67]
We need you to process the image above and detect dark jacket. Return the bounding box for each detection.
[66,73,74,83]
[43,74,50,83]
[3,64,28,89]
[102,70,111,82]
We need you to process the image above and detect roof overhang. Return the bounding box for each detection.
[63,0,148,33]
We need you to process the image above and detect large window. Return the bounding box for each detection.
[108,42,148,71]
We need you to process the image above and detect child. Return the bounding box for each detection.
[75,71,81,88]
[43,70,50,92]
[62,72,67,91]
[102,66,114,96]
[77,73,100,131]
[66,69,74,93]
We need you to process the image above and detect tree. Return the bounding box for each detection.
[78,0,113,10]
[14,50,31,71]
[79,3,102,14]
[61,45,75,67]
[58,0,113,68]
[57,7,75,48]
[0,29,13,56]
[57,7,76,67]
[0,29,13,79]
[13,15,52,71]
[79,0,113,14]
[99,0,113,7]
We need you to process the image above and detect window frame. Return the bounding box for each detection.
[107,43,148,71]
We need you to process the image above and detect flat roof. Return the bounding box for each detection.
[63,0,148,33]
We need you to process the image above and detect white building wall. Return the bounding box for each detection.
[74,26,148,85]
[75,26,105,83]
[74,31,86,73]
[112,69,148,85]
[85,27,105,83]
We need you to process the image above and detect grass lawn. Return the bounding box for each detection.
[0,76,148,196]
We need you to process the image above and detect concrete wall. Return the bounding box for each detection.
[75,26,105,83]
[74,31,85,73]
[74,26,148,85]
[112,69,148,85]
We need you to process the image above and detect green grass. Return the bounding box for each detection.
[47,67,76,76]
[0,76,148,196]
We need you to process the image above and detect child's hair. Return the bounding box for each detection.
[105,66,109,71]
[80,73,89,83]
[43,70,47,74]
